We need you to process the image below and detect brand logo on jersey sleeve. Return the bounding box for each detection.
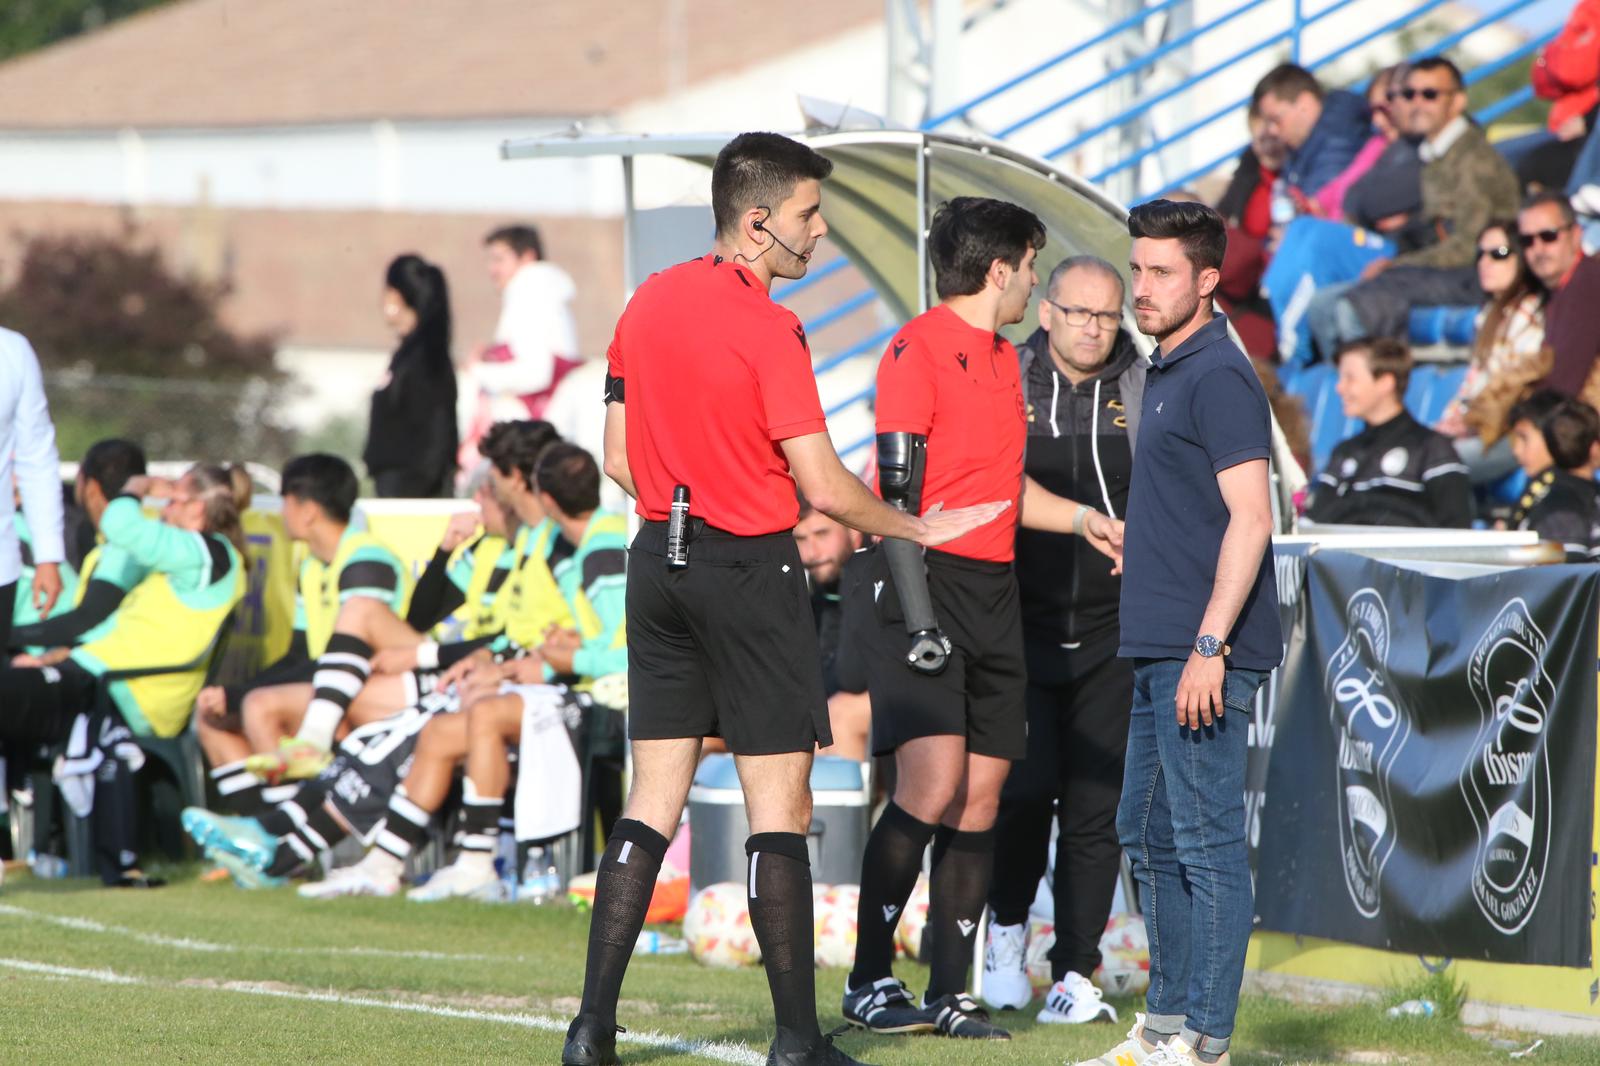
[892,339,909,360]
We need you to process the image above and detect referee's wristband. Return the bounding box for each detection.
[415,640,440,671]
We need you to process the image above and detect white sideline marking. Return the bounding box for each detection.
[0,957,766,1065]
[0,903,502,962]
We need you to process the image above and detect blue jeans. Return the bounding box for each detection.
[1117,658,1269,1056]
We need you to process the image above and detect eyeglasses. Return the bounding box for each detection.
[1046,300,1120,330]
[1399,87,1450,101]
[1518,228,1569,245]
[1476,245,1515,261]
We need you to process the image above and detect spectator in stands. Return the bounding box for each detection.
[1332,58,1522,344]
[1313,65,1407,221]
[1217,102,1288,241]
[791,499,869,761]
[1435,220,1550,483]
[1306,338,1473,527]
[1253,359,1312,474]
[459,225,581,466]
[1215,106,1288,359]
[1506,392,1600,554]
[1252,64,1371,214]
[1511,0,1600,192]
[1521,190,1600,406]
[1341,64,1425,238]
[364,254,459,499]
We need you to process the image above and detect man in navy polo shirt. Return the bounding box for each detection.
[1077,201,1281,1066]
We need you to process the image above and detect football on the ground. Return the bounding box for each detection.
[812,883,859,968]
[684,882,762,968]
[894,874,931,961]
[1093,911,1151,997]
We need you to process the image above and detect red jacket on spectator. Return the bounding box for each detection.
[1533,0,1600,135]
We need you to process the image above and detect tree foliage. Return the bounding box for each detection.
[0,0,173,64]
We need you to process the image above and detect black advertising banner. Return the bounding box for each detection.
[1254,552,1598,966]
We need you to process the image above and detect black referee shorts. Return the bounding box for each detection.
[627,520,831,755]
[842,544,1026,761]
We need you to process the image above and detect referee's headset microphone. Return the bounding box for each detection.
[750,210,805,261]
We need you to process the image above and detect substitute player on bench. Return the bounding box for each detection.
[561,131,1007,1066]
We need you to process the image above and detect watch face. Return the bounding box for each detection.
[1196,635,1221,658]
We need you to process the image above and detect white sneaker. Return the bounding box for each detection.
[1145,1037,1228,1065]
[297,858,400,900]
[1073,1012,1161,1065]
[407,860,506,902]
[981,920,1032,1010]
[1038,969,1118,1025]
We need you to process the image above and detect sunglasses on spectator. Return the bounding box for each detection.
[1046,300,1121,330]
[1399,87,1450,101]
[1476,245,1515,261]
[1519,228,1570,245]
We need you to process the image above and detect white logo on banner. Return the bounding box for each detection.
[1461,598,1554,935]
[1324,587,1409,919]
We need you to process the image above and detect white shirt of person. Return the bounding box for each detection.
[476,259,579,418]
[0,327,65,586]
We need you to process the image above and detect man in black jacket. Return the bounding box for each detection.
[980,255,1142,1025]
[1307,338,1472,527]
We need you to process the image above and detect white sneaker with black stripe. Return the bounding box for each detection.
[1038,970,1119,1024]
[840,976,935,1034]
[980,921,1032,1010]
[921,993,1011,1040]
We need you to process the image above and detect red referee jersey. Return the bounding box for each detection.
[607,255,827,535]
[876,304,1025,562]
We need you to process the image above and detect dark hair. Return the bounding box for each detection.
[80,439,147,499]
[479,420,561,489]
[1543,399,1600,470]
[928,197,1047,299]
[1252,63,1323,106]
[1407,55,1464,90]
[485,224,543,260]
[281,453,360,526]
[1509,389,1568,433]
[1046,255,1125,301]
[1473,219,1542,376]
[711,132,834,240]
[1336,336,1413,397]
[385,253,452,371]
[534,443,601,516]
[1127,199,1228,273]
[1520,189,1579,228]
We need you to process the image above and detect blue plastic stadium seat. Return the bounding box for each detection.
[1407,305,1480,348]
[1417,364,1468,425]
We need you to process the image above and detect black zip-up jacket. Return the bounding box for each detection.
[1306,410,1472,528]
[1015,327,1143,647]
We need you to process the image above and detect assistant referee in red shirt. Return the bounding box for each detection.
[561,133,1008,1066]
[840,197,1123,1042]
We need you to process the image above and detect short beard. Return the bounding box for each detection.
[1141,288,1202,342]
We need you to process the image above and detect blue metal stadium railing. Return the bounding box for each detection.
[806,0,1564,461]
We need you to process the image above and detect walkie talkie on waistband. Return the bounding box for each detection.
[666,485,691,569]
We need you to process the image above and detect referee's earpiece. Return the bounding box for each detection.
[748,208,804,260]
[752,217,766,231]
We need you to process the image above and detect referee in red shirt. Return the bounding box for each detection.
[562,134,1008,1066]
[841,197,1123,1041]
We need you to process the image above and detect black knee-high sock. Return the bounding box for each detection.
[747,832,822,1041]
[924,825,995,1001]
[577,818,669,1025]
[210,760,266,817]
[850,801,937,988]
[266,802,347,877]
[299,634,373,750]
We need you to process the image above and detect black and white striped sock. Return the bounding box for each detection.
[298,634,372,750]
[209,760,266,817]
[374,784,432,862]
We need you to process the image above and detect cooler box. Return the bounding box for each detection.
[687,754,870,894]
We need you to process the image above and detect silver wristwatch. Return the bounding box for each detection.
[1194,634,1223,658]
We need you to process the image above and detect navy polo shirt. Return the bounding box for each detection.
[1119,313,1283,670]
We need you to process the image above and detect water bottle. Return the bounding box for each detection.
[494,833,519,898]
[28,851,69,879]
[1270,177,1296,226]
[1386,999,1436,1018]
[517,845,561,904]
[634,931,689,955]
